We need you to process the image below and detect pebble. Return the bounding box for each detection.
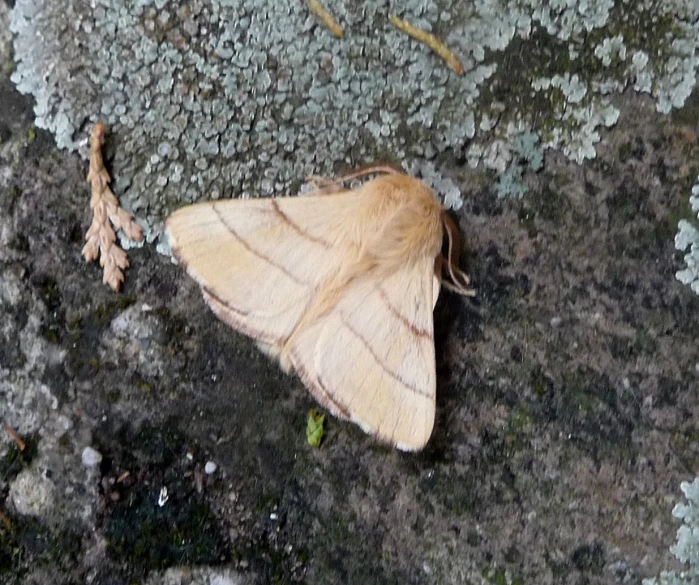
[204,460,217,474]
[81,446,103,467]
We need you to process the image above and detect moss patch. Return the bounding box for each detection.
[66,297,136,380]
[105,482,227,573]
[0,433,39,484]
[0,515,82,583]
[32,275,64,344]
[96,421,228,577]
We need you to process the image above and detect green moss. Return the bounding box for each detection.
[671,88,699,127]
[106,390,121,403]
[473,2,690,156]
[106,483,227,573]
[608,331,658,361]
[417,466,482,517]
[617,137,646,163]
[0,186,21,212]
[33,276,64,343]
[483,565,524,585]
[133,424,186,467]
[92,297,136,327]
[67,298,136,380]
[555,368,638,460]
[0,514,82,581]
[544,552,570,579]
[571,542,605,574]
[671,429,699,471]
[507,407,533,432]
[524,180,570,225]
[0,433,39,483]
[530,366,554,396]
[135,380,153,393]
[654,197,698,245]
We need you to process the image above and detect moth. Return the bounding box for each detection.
[165,164,474,451]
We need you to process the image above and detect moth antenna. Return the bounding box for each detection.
[442,213,476,297]
[305,162,405,192]
[341,162,405,180]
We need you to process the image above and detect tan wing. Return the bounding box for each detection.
[288,254,438,451]
[165,191,369,347]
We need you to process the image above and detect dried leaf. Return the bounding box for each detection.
[82,122,144,291]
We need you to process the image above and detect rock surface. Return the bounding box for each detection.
[1,2,699,585]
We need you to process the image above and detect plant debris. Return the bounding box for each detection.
[306,0,344,38]
[0,510,11,532]
[82,122,143,291]
[3,426,25,452]
[389,15,463,75]
[306,409,325,448]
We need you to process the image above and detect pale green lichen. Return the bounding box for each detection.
[674,181,699,296]
[643,478,699,585]
[7,0,699,234]
[494,132,544,199]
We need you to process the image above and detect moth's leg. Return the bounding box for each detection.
[441,213,476,296]
[305,175,346,195]
[432,256,443,309]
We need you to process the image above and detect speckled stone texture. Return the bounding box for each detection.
[2,1,699,584]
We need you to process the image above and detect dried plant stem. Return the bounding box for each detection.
[82,122,143,291]
[3,426,25,451]
[389,15,464,75]
[306,0,344,38]
[0,510,11,532]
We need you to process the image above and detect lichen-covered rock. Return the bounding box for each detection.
[9,0,699,238]
[3,3,699,584]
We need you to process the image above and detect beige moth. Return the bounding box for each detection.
[165,164,474,451]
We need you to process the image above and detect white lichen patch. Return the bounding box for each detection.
[643,478,699,585]
[674,180,699,296]
[8,0,699,238]
[594,35,627,66]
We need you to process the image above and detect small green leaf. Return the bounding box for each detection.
[306,409,325,448]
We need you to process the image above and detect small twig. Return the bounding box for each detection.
[389,15,464,75]
[306,0,344,38]
[82,122,143,291]
[0,510,11,532]
[3,426,25,452]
